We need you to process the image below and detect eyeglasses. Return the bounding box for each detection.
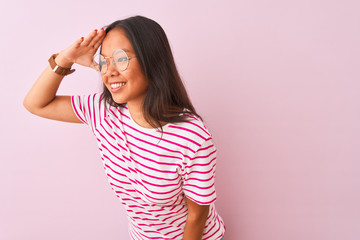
[93,49,136,74]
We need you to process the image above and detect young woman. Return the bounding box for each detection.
[24,15,225,240]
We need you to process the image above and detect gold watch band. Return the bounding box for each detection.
[48,53,75,76]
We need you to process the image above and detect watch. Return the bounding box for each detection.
[48,53,75,76]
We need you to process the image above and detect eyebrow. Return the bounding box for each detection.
[100,48,132,56]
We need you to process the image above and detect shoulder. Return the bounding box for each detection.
[72,92,103,104]
[89,92,104,103]
[167,112,213,147]
[187,113,212,137]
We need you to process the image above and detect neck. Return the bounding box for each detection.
[127,100,170,129]
[127,100,154,128]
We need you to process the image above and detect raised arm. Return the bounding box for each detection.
[23,28,105,123]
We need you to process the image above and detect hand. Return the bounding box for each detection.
[56,28,106,69]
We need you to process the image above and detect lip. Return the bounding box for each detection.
[109,82,126,93]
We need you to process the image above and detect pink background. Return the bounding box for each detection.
[1,0,360,239]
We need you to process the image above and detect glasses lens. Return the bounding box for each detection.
[113,49,129,72]
[93,54,107,74]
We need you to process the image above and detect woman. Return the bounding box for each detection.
[24,15,225,240]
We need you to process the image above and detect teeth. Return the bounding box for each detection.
[111,82,126,88]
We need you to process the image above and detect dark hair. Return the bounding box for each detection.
[100,15,202,131]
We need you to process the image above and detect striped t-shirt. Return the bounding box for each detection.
[71,93,226,240]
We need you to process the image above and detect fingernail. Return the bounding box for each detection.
[101,28,104,31]
[81,37,84,40]
[94,29,98,32]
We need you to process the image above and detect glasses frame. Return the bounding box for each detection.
[93,49,136,74]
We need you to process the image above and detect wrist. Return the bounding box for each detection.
[55,54,74,68]
[48,53,75,76]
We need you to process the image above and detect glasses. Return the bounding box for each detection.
[93,49,136,74]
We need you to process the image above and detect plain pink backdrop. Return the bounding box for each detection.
[1,0,360,239]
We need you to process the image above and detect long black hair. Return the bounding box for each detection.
[100,15,202,131]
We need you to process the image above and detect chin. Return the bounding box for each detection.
[111,94,127,105]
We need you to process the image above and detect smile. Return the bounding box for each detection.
[111,82,126,88]
[110,82,127,93]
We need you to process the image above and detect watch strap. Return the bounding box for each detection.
[48,53,75,76]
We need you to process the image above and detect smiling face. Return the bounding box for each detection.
[100,28,148,105]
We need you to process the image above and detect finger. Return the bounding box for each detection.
[93,37,105,50]
[74,37,84,47]
[88,28,105,48]
[92,31,106,50]
[82,29,98,46]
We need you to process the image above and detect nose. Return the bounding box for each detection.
[105,58,120,76]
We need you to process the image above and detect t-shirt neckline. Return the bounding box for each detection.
[125,103,171,133]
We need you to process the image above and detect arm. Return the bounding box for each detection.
[183,196,210,240]
[23,57,80,123]
[23,28,105,123]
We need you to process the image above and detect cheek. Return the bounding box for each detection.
[137,73,149,93]
[133,76,149,95]
[126,68,148,91]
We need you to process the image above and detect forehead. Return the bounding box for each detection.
[101,28,134,56]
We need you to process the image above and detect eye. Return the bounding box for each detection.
[117,57,128,63]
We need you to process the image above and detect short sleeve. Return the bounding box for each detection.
[71,93,102,129]
[182,138,217,205]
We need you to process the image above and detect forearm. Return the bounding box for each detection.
[23,55,73,112]
[182,215,207,240]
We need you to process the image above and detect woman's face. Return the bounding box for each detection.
[100,28,148,105]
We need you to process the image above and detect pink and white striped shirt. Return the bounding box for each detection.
[71,93,226,240]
